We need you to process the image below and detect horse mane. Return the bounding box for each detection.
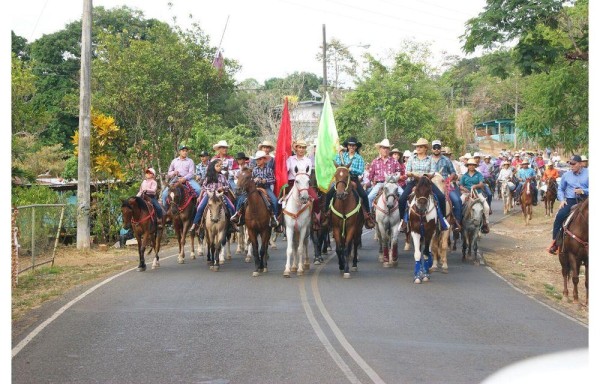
[463,199,483,221]
[414,176,432,196]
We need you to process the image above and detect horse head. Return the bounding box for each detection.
[333,165,352,200]
[121,200,133,230]
[413,175,433,215]
[236,166,254,194]
[383,176,399,210]
[206,190,224,223]
[294,165,311,205]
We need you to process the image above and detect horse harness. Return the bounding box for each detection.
[374,186,399,216]
[282,173,313,231]
[561,201,589,252]
[170,182,196,213]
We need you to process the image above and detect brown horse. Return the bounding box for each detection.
[203,190,230,271]
[121,196,165,271]
[407,175,437,283]
[168,181,198,264]
[559,198,588,305]
[330,164,363,278]
[520,177,534,225]
[236,167,273,277]
[543,177,558,217]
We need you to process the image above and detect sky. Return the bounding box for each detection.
[9,0,488,83]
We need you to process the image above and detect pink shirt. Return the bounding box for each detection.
[167,157,195,180]
[369,156,401,183]
[286,155,312,180]
[137,179,157,196]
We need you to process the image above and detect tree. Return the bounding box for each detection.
[316,38,360,90]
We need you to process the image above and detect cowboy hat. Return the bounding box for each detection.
[390,148,401,154]
[463,152,472,158]
[403,150,412,157]
[581,155,588,161]
[342,136,362,149]
[257,140,275,150]
[212,140,229,150]
[473,152,482,158]
[145,167,156,176]
[520,159,529,165]
[501,161,510,166]
[484,154,491,159]
[235,152,249,160]
[252,150,273,159]
[412,138,429,147]
[294,139,308,148]
[442,146,452,154]
[466,158,478,166]
[375,138,393,148]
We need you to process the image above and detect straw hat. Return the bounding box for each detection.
[412,138,429,147]
[520,159,529,165]
[375,138,393,148]
[212,140,229,150]
[294,139,308,149]
[257,140,275,150]
[390,148,401,154]
[252,150,273,159]
[473,152,482,158]
[501,161,510,166]
[464,152,472,159]
[466,158,478,166]
[442,147,452,154]
[403,150,412,157]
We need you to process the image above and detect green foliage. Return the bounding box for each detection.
[12,185,61,207]
[62,157,78,181]
[91,185,134,243]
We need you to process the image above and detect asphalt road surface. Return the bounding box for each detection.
[12,198,588,383]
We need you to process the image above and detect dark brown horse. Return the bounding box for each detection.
[520,177,534,225]
[543,177,558,217]
[330,164,363,278]
[310,170,329,265]
[236,167,273,277]
[559,198,588,305]
[121,196,165,271]
[407,175,437,283]
[168,181,198,264]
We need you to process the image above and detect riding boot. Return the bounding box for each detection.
[547,240,558,255]
[363,208,375,229]
[189,223,196,232]
[399,219,408,234]
[481,218,490,234]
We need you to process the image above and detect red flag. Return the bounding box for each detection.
[212,51,224,74]
[275,98,292,197]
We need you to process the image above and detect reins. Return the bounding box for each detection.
[563,202,589,252]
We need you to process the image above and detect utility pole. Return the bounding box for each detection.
[77,0,92,250]
[322,24,327,94]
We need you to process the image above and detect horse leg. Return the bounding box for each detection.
[391,228,399,266]
[152,228,162,269]
[404,232,411,251]
[284,223,293,277]
[411,232,423,283]
[343,242,352,279]
[136,238,146,272]
[336,242,345,272]
[250,231,260,277]
[571,255,580,304]
[261,230,271,273]
[461,232,467,263]
[303,230,311,271]
[441,230,449,273]
[189,227,196,260]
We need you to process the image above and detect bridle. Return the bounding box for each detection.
[334,166,351,199]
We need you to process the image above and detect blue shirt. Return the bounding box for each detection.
[558,167,589,201]
[431,155,456,179]
[460,171,484,193]
[516,167,536,181]
[334,152,365,177]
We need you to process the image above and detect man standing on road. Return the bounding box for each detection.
[547,155,589,254]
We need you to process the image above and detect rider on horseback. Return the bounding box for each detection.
[430,139,461,232]
[284,139,320,227]
[458,158,491,234]
[322,136,375,229]
[496,160,516,192]
[540,161,559,200]
[547,155,589,254]
[136,168,163,219]
[161,145,201,207]
[230,150,281,231]
[189,158,236,234]
[398,138,449,233]
[514,160,538,206]
[473,152,493,211]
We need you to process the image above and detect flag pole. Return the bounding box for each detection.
[214,15,230,59]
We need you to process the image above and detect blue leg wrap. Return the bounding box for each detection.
[414,260,421,278]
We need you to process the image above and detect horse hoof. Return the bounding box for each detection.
[220,260,225,265]
[414,278,421,284]
[283,271,290,277]
[423,276,430,282]
[136,267,146,272]
[343,273,351,279]
[442,268,448,274]
[178,258,185,264]
[191,254,196,260]
[151,264,159,270]
[351,267,358,272]
[378,255,384,262]
[430,266,438,272]
[209,265,214,270]
[244,257,251,263]
[226,255,232,260]
[314,260,321,265]
[383,262,391,268]
[263,268,268,273]
[252,271,260,277]
[291,266,298,273]
[297,270,304,276]
[213,266,219,272]
[404,244,411,251]
[304,263,310,270]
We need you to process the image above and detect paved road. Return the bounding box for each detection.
[12,198,588,383]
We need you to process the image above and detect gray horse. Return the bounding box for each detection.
[461,197,485,265]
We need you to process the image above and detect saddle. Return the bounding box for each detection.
[461,197,483,222]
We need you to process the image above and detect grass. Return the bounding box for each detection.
[511,272,526,280]
[543,283,563,300]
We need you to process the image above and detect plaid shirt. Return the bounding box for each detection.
[252,165,275,188]
[431,155,456,179]
[406,155,435,176]
[195,161,209,180]
[369,156,401,183]
[202,174,230,193]
[334,152,365,178]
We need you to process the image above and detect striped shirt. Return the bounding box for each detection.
[252,165,275,188]
[431,155,456,179]
[334,152,365,178]
[369,156,401,183]
[195,161,209,180]
[167,157,195,180]
[406,155,435,176]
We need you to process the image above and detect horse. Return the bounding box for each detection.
[168,180,198,264]
[282,167,312,277]
[407,175,438,283]
[499,179,514,215]
[330,163,363,278]
[430,173,452,273]
[121,195,165,271]
[559,198,588,305]
[203,190,230,271]
[310,169,330,265]
[520,177,534,225]
[236,167,273,277]
[374,176,400,268]
[543,177,558,217]
[460,191,484,265]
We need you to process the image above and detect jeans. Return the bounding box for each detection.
[192,193,235,225]
[236,187,279,216]
[448,188,462,221]
[148,196,163,218]
[483,184,492,207]
[161,179,201,206]
[552,198,578,240]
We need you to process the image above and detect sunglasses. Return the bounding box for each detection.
[432,145,442,150]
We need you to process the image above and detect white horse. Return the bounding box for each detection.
[283,167,312,277]
[374,176,401,268]
[499,179,514,215]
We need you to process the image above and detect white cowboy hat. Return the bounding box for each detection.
[293,139,308,148]
[501,161,510,166]
[581,155,588,161]
[520,159,529,165]
[464,152,472,158]
[252,150,273,159]
[212,140,229,150]
[375,138,393,148]
[442,146,452,154]
[473,152,482,158]
[257,140,275,150]
[403,150,412,157]
[484,154,491,159]
[412,138,429,147]
[145,167,156,176]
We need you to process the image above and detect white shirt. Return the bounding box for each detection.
[286,155,312,180]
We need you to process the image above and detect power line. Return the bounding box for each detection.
[29,0,51,42]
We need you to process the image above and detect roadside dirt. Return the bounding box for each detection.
[484,203,588,325]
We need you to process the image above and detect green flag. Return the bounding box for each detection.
[315,93,340,192]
